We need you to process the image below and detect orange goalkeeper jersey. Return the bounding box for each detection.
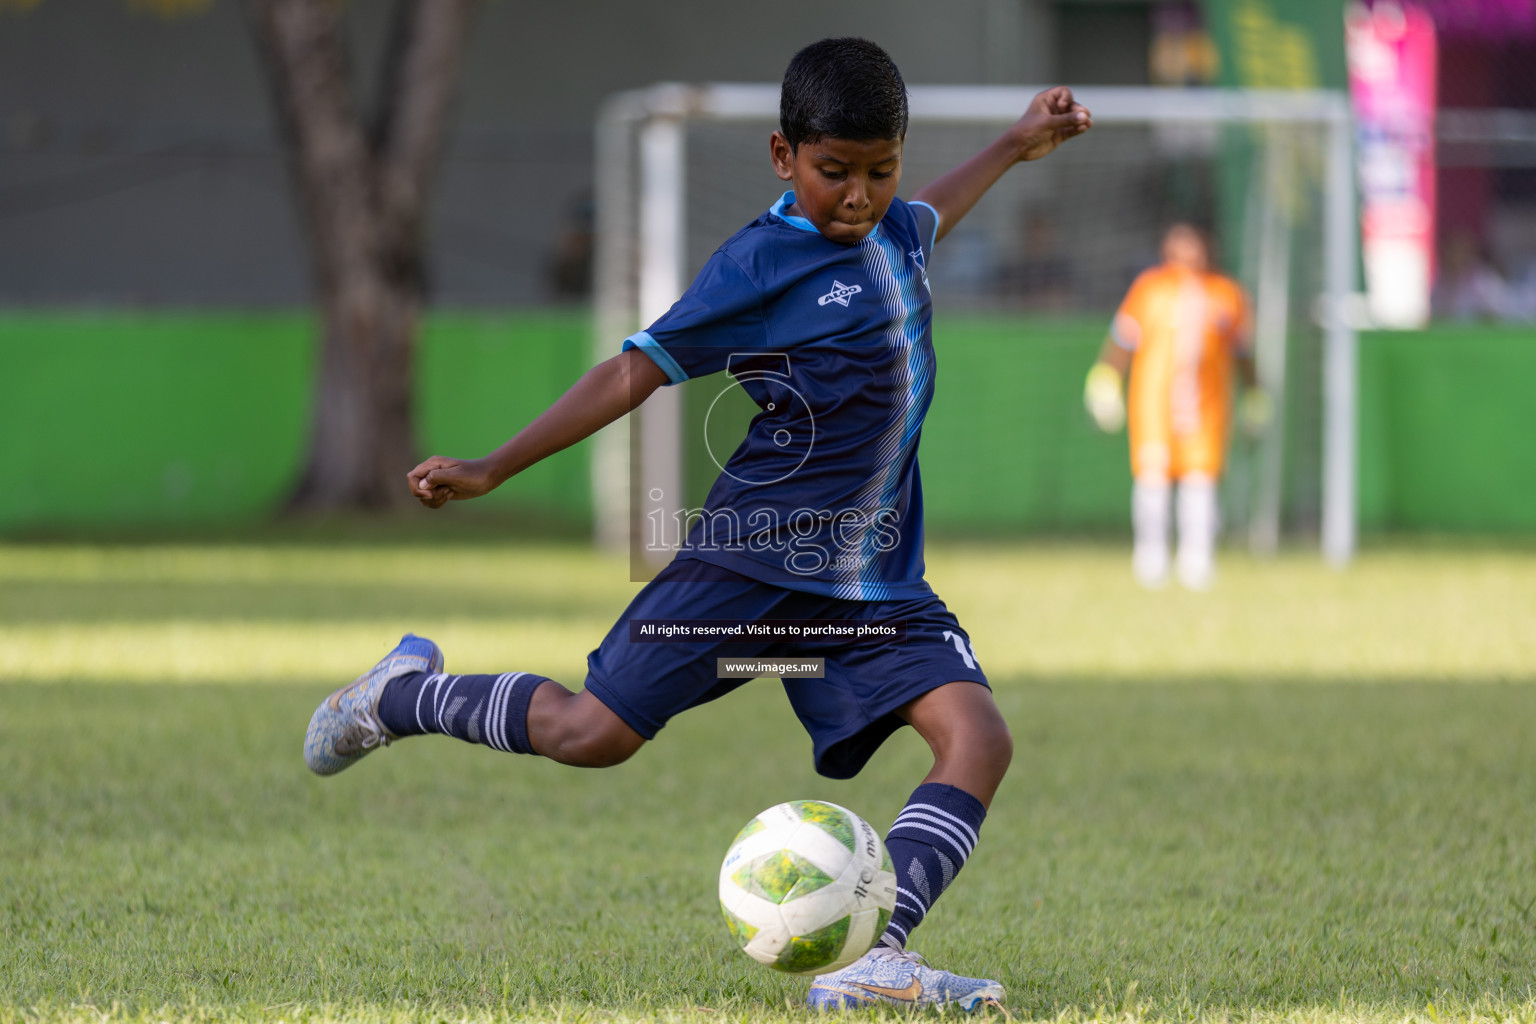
[1112,263,1251,480]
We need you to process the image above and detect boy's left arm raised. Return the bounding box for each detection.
[912,86,1090,243]
[408,348,670,508]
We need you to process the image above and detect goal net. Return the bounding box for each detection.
[593,85,1356,572]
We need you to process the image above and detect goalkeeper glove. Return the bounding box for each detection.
[1239,388,1273,438]
[1084,363,1125,433]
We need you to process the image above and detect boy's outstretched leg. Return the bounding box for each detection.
[808,681,1011,1011]
[304,636,644,775]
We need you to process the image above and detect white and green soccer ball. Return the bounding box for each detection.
[718,800,897,974]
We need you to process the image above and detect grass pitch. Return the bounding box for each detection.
[2,540,1535,1024]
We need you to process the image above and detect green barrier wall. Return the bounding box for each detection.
[894,317,1129,531]
[0,312,591,531]
[1358,325,1536,533]
[2,313,1531,535]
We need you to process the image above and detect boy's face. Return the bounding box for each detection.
[770,131,903,245]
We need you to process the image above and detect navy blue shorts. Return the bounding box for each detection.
[583,557,989,779]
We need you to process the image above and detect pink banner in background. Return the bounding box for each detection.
[1414,0,1535,38]
[1347,1,1438,328]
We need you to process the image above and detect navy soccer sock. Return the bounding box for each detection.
[377,671,547,754]
[879,782,987,949]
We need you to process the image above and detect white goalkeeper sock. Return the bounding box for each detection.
[1132,476,1171,588]
[1175,474,1218,591]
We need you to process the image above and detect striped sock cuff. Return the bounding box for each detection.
[885,783,985,867]
[877,783,987,950]
[494,672,541,754]
[408,671,546,754]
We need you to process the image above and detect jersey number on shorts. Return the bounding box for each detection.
[941,630,980,670]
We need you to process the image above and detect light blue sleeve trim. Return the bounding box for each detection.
[622,331,689,385]
[909,200,941,253]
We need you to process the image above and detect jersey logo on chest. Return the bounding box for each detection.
[818,280,863,307]
[909,249,930,287]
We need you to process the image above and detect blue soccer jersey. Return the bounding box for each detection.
[624,191,941,601]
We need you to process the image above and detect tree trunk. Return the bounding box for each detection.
[246,0,472,512]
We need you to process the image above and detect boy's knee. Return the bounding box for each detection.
[907,686,1012,772]
[955,700,1013,780]
[530,685,646,767]
[552,722,643,768]
[980,715,1014,773]
[946,705,1010,769]
[913,690,1012,806]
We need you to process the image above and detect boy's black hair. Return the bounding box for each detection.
[779,38,909,150]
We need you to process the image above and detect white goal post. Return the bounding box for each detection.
[593,84,1357,566]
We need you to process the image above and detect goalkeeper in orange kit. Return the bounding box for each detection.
[1084,222,1267,589]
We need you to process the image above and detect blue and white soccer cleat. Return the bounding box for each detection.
[303,633,443,776]
[807,943,1005,1012]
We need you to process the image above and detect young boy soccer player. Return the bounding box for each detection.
[1083,222,1265,590]
[306,38,1090,1011]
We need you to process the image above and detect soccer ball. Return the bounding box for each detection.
[718,800,897,974]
